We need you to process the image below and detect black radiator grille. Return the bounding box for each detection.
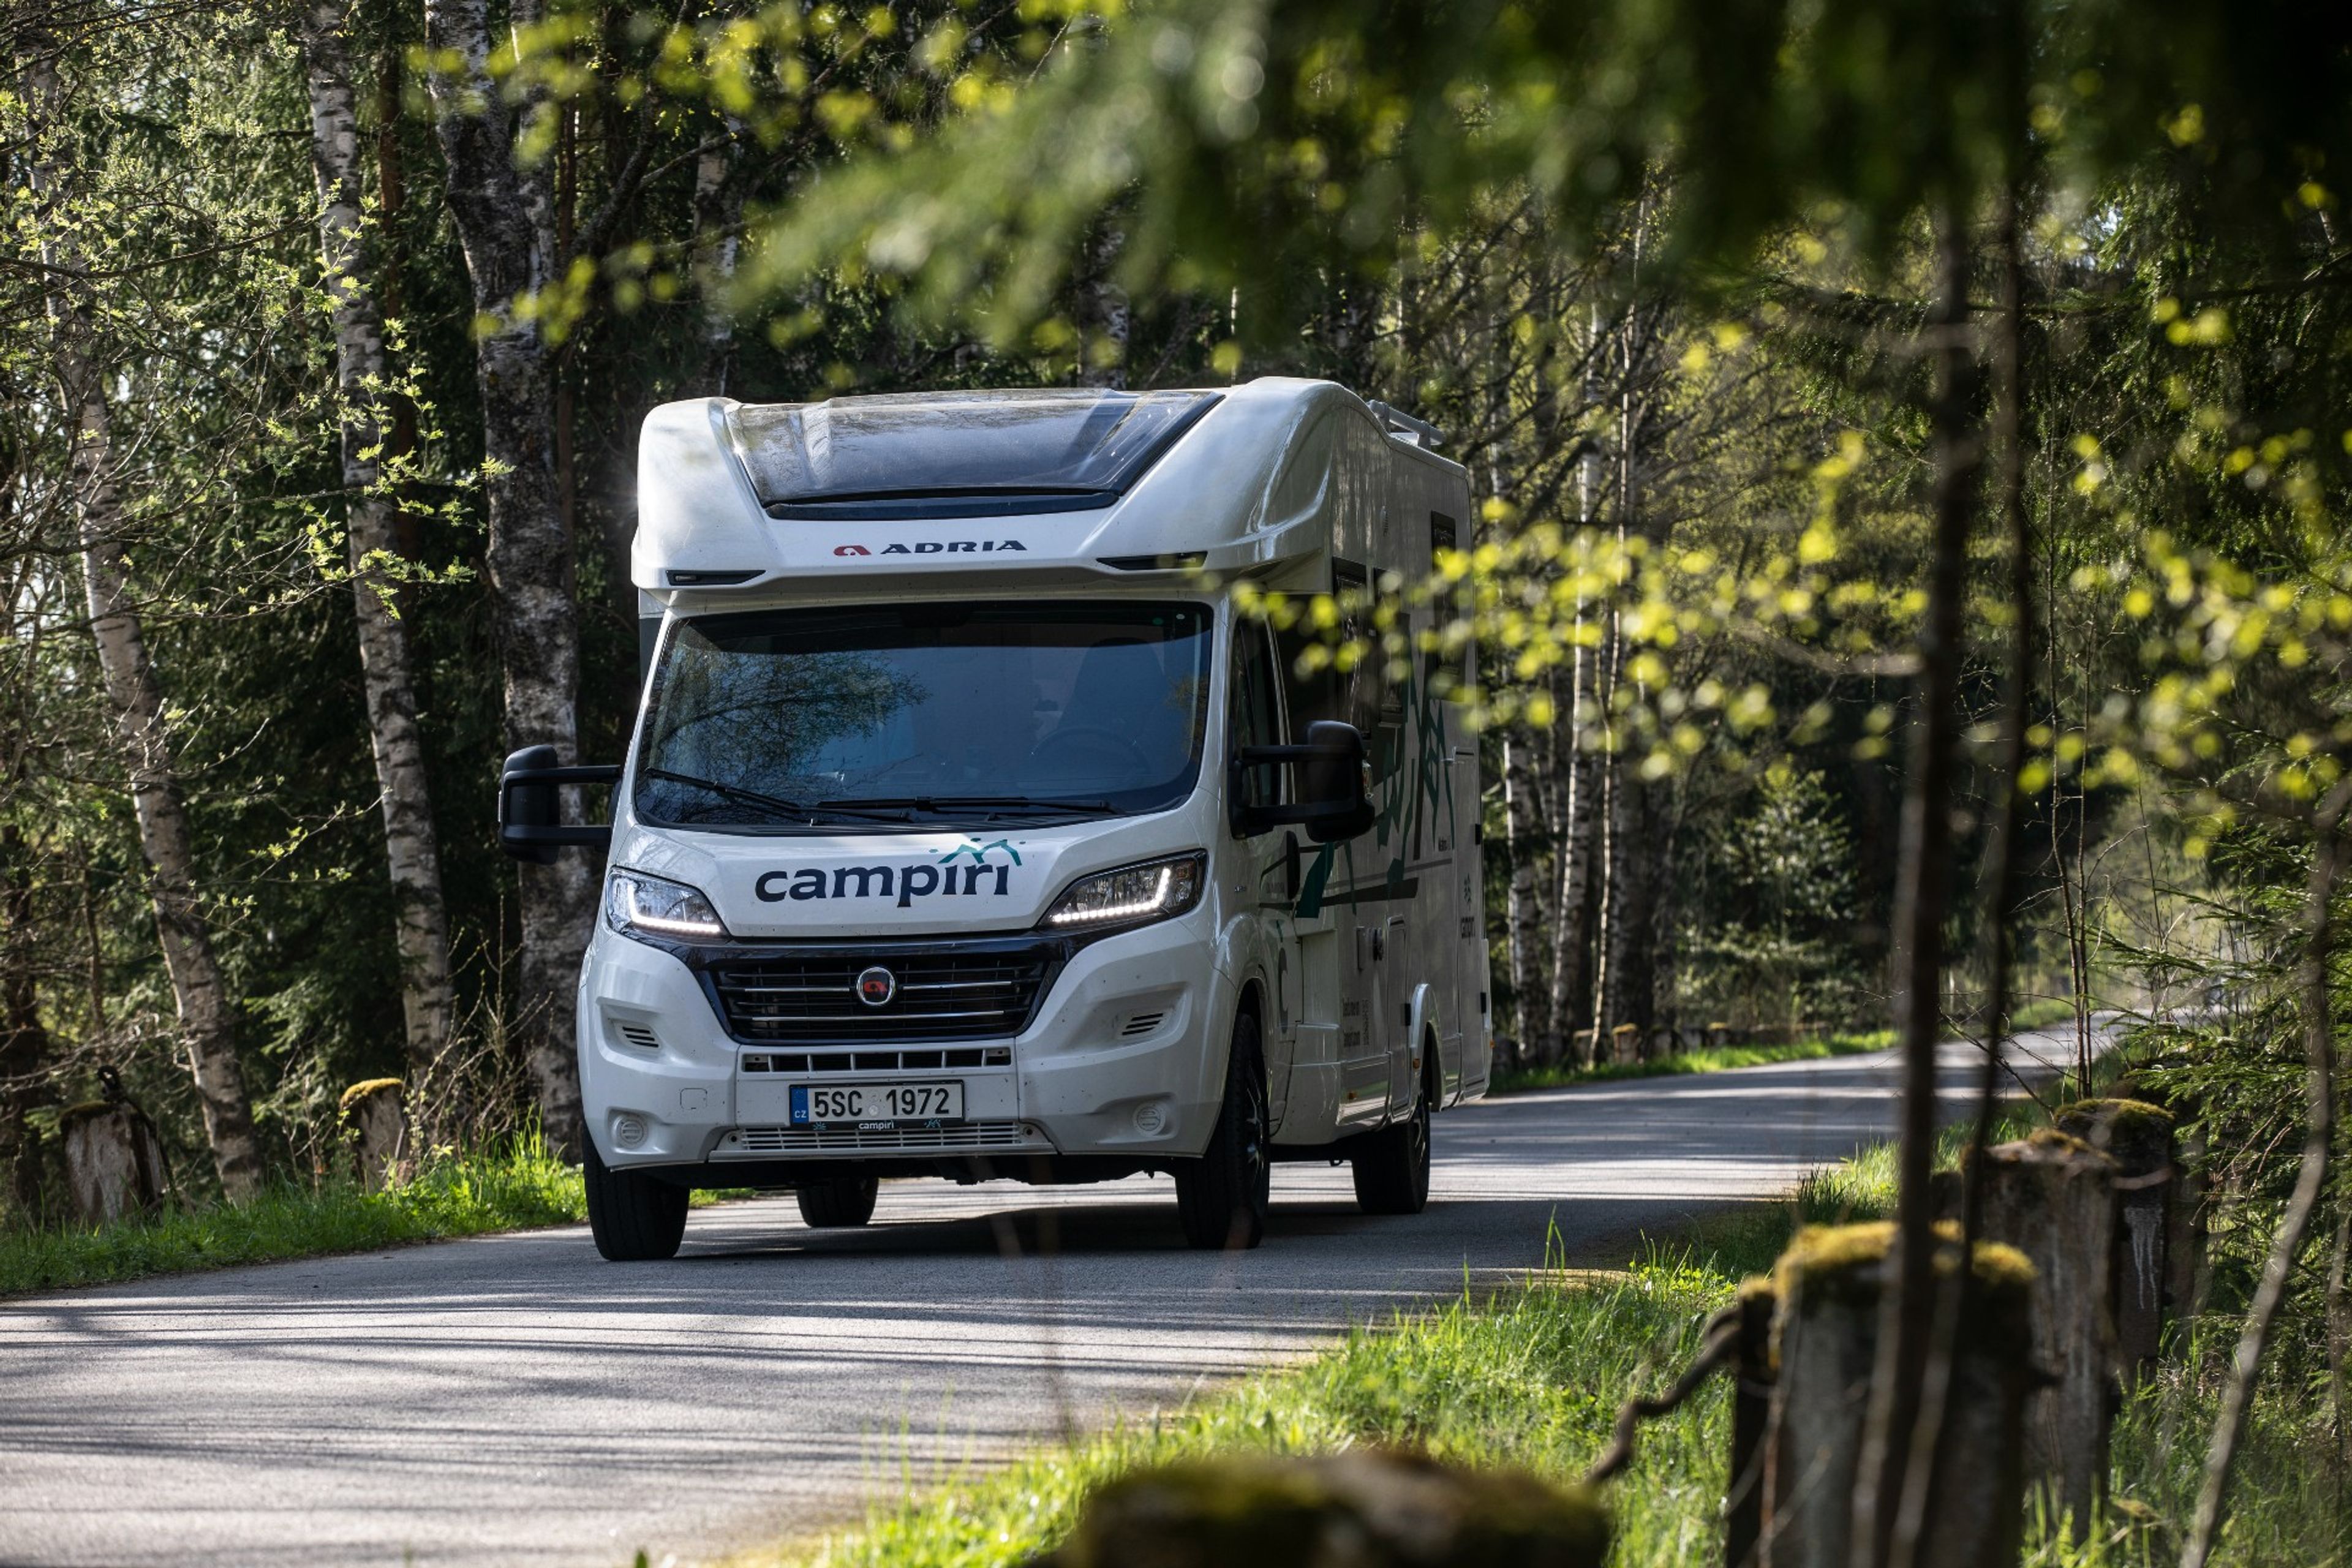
[703,943,1059,1044]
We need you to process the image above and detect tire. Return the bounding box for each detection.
[795,1175,880,1228]
[583,1135,690,1261]
[1175,1012,1271,1251]
[1351,1054,1432,1216]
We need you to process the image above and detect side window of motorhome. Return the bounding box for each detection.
[1276,563,1404,782]
[1232,619,1284,808]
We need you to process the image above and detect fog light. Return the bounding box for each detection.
[612,1114,648,1149]
[1132,1101,1168,1136]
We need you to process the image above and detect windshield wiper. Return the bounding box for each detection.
[818,794,1121,818]
[643,770,911,825]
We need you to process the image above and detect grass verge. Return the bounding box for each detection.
[1490,1028,1894,1095]
[0,1134,587,1296]
[725,1108,2342,1568]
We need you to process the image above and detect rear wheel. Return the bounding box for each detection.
[584,1136,690,1261]
[1175,1012,1270,1250]
[795,1175,880,1228]
[1351,1054,1432,1215]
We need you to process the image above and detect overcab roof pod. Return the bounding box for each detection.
[728,389,1222,521]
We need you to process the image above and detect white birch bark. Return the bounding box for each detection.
[423,0,594,1154]
[1547,382,1605,1058]
[693,117,746,391]
[1074,223,1131,390]
[1548,629,1599,1058]
[1501,733,1544,1057]
[301,0,457,1071]
[27,45,262,1198]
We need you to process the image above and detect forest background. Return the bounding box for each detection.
[2,1,2349,1553]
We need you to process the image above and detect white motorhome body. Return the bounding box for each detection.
[519,377,1491,1257]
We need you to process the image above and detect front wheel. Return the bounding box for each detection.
[584,1136,690,1261]
[1174,1012,1271,1250]
[1351,1066,1431,1215]
[796,1175,880,1228]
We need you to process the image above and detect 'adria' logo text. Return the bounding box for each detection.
[832,540,1028,557]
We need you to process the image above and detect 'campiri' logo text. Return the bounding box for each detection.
[832,540,1028,557]
[755,840,1025,910]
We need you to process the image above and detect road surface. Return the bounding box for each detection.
[0,1032,2080,1567]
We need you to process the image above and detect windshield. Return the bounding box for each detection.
[636,601,1212,831]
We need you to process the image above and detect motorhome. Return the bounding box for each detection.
[499,377,1492,1260]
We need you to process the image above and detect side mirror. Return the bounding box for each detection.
[498,745,622,863]
[1231,720,1376,843]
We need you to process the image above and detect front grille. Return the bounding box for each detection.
[741,1046,1012,1074]
[698,938,1065,1044]
[720,1121,1047,1155]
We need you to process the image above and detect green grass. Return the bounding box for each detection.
[726,1108,2342,1568]
[1490,1028,1894,1094]
[0,1135,587,1296]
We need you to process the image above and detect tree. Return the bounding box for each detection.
[420,0,597,1152]
[300,0,457,1072]
[21,21,262,1200]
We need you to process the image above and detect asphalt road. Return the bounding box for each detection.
[0,1031,2082,1568]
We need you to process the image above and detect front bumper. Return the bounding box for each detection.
[576,913,1230,1175]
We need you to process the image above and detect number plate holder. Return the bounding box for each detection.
[788,1081,967,1128]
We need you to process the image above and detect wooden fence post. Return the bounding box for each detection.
[2117,1070,2211,1322]
[1760,1223,2035,1568]
[1975,1131,2117,1540]
[340,1078,407,1191]
[1725,1278,1778,1568]
[1031,1450,1611,1568]
[1611,1023,1642,1065]
[59,1099,170,1224]
[2056,1098,2175,1384]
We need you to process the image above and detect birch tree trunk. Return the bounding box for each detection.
[1545,441,1604,1058]
[1597,764,1658,1035]
[1501,733,1545,1057]
[1543,658,1599,1062]
[27,43,263,1199]
[692,117,746,393]
[301,0,456,1072]
[423,0,594,1155]
[1074,222,1131,390]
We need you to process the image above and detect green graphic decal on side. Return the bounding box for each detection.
[1291,612,1462,918]
[1297,842,1336,919]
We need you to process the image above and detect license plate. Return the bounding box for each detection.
[790,1082,965,1127]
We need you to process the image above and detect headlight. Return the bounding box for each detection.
[1041,851,1206,933]
[605,868,729,943]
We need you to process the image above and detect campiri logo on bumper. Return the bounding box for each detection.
[831,540,1028,557]
[753,839,1024,909]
